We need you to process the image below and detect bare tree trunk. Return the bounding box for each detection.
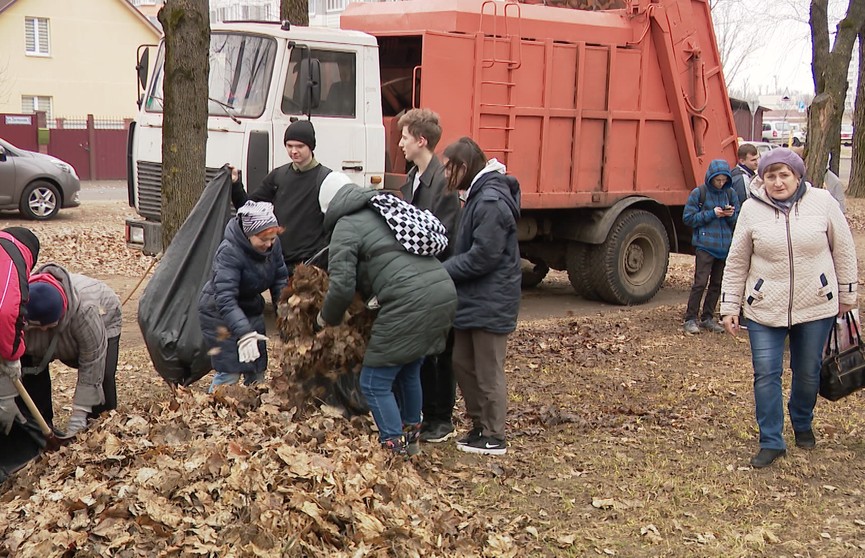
[805,0,865,186]
[849,31,865,197]
[157,0,210,248]
[281,0,309,26]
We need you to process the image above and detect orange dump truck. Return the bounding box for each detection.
[340,0,737,304]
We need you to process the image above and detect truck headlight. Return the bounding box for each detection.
[127,224,145,245]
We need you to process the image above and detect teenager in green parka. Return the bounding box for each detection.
[315,182,457,455]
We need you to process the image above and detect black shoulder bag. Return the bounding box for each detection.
[819,311,865,401]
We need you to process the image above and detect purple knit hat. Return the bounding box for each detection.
[757,147,806,179]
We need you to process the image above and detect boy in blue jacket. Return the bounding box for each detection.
[682,160,738,334]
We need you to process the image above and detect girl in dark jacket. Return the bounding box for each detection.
[441,137,521,456]
[199,201,288,392]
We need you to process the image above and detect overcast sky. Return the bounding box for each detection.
[714,0,854,96]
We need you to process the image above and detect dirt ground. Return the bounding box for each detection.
[4,196,865,557]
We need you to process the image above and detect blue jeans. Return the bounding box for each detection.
[208,371,264,393]
[360,358,423,443]
[747,317,834,449]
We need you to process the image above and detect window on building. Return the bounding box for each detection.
[21,95,53,120]
[25,17,50,56]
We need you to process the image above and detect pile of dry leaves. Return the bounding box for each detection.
[272,265,375,413]
[1,265,517,557]
[1,386,511,557]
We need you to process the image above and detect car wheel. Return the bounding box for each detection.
[20,180,61,220]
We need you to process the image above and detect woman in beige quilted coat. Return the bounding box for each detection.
[720,148,857,468]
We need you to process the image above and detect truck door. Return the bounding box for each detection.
[273,46,366,186]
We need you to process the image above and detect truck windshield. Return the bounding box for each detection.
[145,33,276,118]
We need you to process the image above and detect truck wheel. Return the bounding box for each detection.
[20,181,61,220]
[521,259,549,289]
[587,210,669,305]
[565,242,600,300]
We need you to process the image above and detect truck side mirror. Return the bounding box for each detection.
[137,48,150,90]
[0,146,6,162]
[136,45,155,109]
[300,58,321,113]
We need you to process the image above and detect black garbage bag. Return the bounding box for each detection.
[138,167,233,386]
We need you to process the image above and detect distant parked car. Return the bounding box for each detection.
[739,140,777,157]
[0,138,81,220]
[841,124,853,146]
[761,120,805,146]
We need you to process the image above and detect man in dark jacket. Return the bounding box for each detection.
[441,138,521,456]
[398,108,461,443]
[231,120,345,272]
[316,183,457,456]
[682,160,738,335]
[730,142,759,204]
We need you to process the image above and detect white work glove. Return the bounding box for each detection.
[0,359,21,382]
[62,404,92,438]
[0,395,24,435]
[237,332,268,363]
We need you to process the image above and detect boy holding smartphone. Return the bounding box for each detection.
[681,160,738,335]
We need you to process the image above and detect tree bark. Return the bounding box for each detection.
[281,0,309,26]
[849,30,865,197]
[157,0,210,248]
[805,0,865,185]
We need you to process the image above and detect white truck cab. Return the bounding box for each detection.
[126,21,385,255]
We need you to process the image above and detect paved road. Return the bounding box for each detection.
[79,180,127,201]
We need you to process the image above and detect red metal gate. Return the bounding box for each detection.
[48,129,91,180]
[1,113,129,180]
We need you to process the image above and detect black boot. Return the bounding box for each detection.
[750,448,786,468]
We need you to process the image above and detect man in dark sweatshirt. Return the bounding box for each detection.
[231,120,347,273]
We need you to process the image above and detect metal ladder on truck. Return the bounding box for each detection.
[474,0,522,168]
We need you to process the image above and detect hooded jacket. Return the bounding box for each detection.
[199,217,289,373]
[443,160,522,333]
[23,264,122,408]
[320,184,457,368]
[720,178,857,327]
[682,160,739,259]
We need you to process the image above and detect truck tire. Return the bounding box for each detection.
[565,242,600,300]
[521,259,549,289]
[587,209,669,305]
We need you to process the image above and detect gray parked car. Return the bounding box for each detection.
[0,137,81,220]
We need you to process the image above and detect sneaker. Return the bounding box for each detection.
[456,427,484,446]
[381,438,407,456]
[700,318,725,334]
[457,435,507,456]
[420,422,456,443]
[683,320,701,335]
[750,448,786,468]
[794,429,816,449]
[403,423,422,456]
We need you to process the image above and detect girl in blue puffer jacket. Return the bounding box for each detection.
[199,201,288,392]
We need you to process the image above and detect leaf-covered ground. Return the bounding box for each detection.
[2,197,865,557]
